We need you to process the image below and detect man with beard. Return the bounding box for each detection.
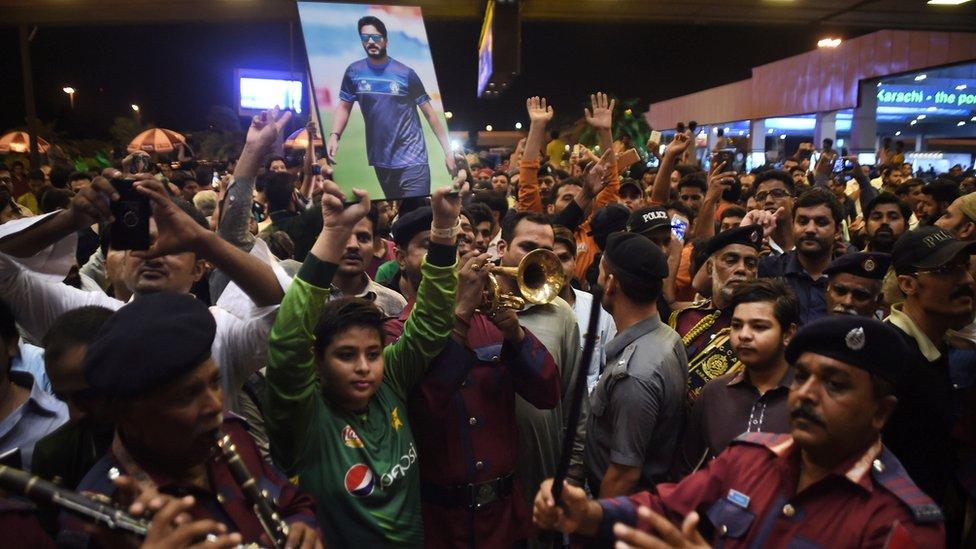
[585,232,687,498]
[63,292,321,548]
[885,227,976,515]
[328,204,406,317]
[824,252,890,318]
[935,191,976,241]
[533,316,944,548]
[669,225,763,403]
[758,189,843,324]
[675,279,798,478]
[893,178,924,229]
[863,193,910,253]
[918,179,959,226]
[328,16,455,198]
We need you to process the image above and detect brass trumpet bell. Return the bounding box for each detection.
[480,248,566,311]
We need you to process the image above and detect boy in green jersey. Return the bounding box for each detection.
[265,180,461,547]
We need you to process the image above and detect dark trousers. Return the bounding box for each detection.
[374,163,431,199]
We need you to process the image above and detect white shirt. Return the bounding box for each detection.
[0,212,290,412]
[571,288,616,394]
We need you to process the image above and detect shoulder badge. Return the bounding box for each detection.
[873,448,944,524]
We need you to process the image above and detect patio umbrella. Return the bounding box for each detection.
[126,128,186,154]
[0,131,51,154]
[283,127,323,150]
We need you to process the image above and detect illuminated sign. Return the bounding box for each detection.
[877,85,976,108]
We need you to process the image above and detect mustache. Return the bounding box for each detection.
[341,252,362,261]
[790,403,826,428]
[831,306,858,316]
[950,286,975,300]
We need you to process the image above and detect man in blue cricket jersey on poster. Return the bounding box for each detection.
[327,15,456,199]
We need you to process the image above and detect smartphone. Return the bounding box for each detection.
[109,178,151,251]
[714,149,736,172]
[649,130,662,145]
[671,215,689,242]
[212,171,220,189]
[617,148,640,169]
[843,159,855,171]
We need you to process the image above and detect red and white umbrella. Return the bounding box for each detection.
[126,128,187,154]
[0,131,51,154]
[284,128,323,150]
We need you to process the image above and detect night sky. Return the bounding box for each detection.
[0,19,871,140]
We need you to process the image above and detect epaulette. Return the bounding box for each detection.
[668,299,713,327]
[730,432,793,452]
[872,447,944,524]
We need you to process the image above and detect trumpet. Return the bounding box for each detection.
[480,248,566,311]
[0,464,150,537]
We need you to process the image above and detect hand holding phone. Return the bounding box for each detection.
[109,178,151,251]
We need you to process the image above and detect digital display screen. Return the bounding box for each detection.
[239,76,303,114]
[477,1,494,97]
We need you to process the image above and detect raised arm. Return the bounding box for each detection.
[650,133,691,205]
[844,155,878,212]
[264,180,372,471]
[584,93,620,210]
[298,121,318,200]
[687,158,735,241]
[518,96,554,213]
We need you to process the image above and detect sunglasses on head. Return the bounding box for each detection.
[754,188,792,201]
[360,33,384,43]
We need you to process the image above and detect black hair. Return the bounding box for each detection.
[666,200,695,223]
[262,171,297,213]
[68,171,91,184]
[549,178,583,202]
[466,202,494,228]
[603,253,661,304]
[865,192,911,222]
[823,138,834,148]
[719,205,747,223]
[171,197,210,230]
[550,131,559,140]
[553,225,577,258]
[716,128,724,137]
[471,190,509,219]
[357,15,388,38]
[674,164,699,179]
[29,169,45,181]
[729,278,800,331]
[894,178,923,196]
[265,156,287,172]
[793,188,844,226]
[491,171,510,183]
[364,203,380,235]
[921,179,960,205]
[677,172,707,194]
[170,170,198,190]
[42,306,114,369]
[754,169,795,194]
[40,187,72,213]
[313,297,384,357]
[689,237,712,276]
[871,372,896,400]
[501,211,550,243]
[258,230,295,260]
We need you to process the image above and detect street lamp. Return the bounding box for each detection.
[131,104,140,112]
[63,86,76,109]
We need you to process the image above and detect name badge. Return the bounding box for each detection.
[727,489,750,509]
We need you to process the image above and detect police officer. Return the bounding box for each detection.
[584,232,687,498]
[60,292,322,548]
[534,316,945,548]
[669,225,763,403]
[824,251,890,317]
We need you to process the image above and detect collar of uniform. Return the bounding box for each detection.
[726,365,794,390]
[834,437,883,492]
[784,251,827,281]
[886,303,942,362]
[606,315,662,358]
[332,274,378,302]
[9,370,62,417]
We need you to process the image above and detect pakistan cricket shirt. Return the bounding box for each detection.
[265,250,457,547]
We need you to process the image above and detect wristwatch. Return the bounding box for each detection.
[430,219,461,241]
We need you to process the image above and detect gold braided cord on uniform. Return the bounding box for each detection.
[680,310,723,346]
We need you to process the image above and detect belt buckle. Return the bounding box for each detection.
[470,482,496,509]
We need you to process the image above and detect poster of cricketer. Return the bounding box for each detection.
[298,2,454,200]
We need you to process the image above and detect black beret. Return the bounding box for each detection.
[84,292,216,398]
[391,206,432,249]
[587,204,630,250]
[604,231,668,280]
[891,226,976,275]
[785,316,909,385]
[704,224,763,257]
[824,252,891,280]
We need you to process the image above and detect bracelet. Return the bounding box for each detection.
[329,132,340,139]
[430,219,461,240]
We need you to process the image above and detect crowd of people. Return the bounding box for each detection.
[0,88,973,549]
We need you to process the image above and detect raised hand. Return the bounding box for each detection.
[526,96,554,124]
[706,157,736,200]
[132,177,212,259]
[320,179,370,232]
[245,106,293,150]
[584,92,615,132]
[741,207,785,239]
[66,176,119,229]
[582,148,614,199]
[664,132,691,158]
